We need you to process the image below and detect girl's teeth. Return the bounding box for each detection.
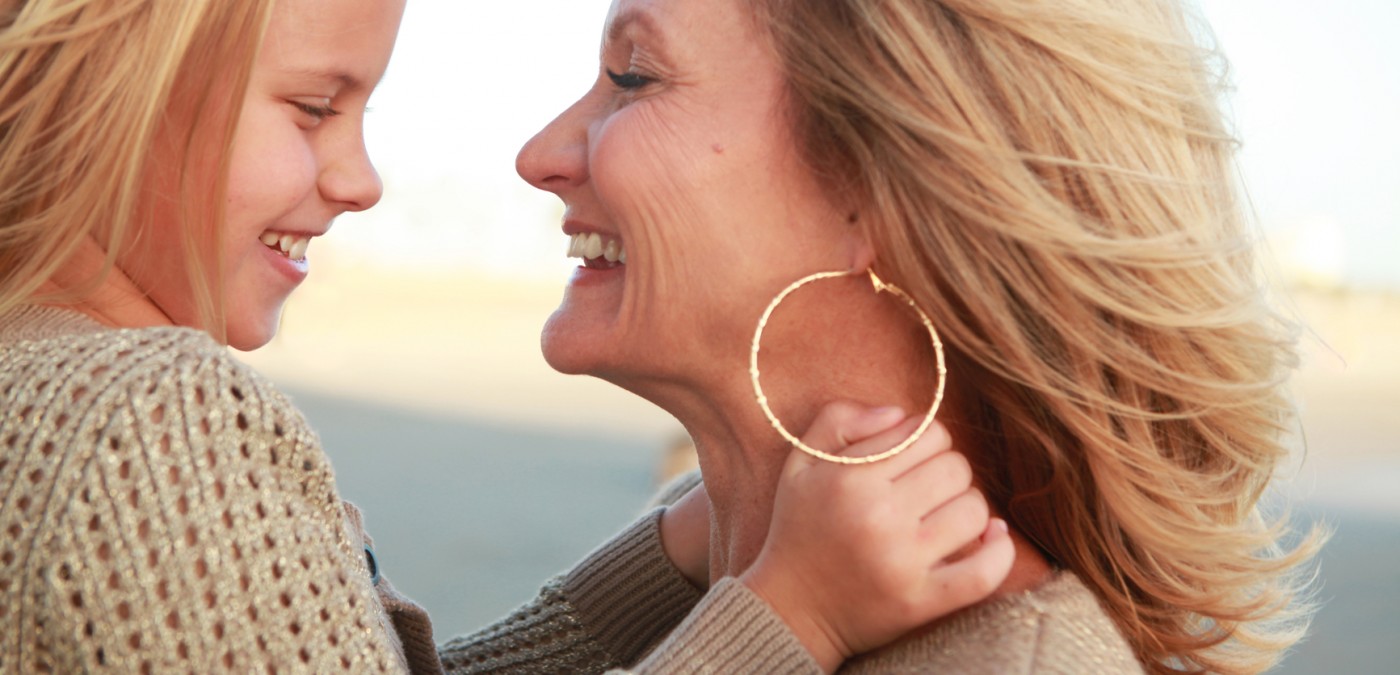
[288,238,309,260]
[603,239,620,263]
[260,231,310,260]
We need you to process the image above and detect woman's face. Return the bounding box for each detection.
[127,0,405,350]
[518,0,859,395]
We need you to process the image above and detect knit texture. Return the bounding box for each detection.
[440,509,827,674]
[1,306,814,675]
[631,578,821,674]
[641,470,1144,674]
[2,303,1140,673]
[440,510,698,673]
[0,305,418,672]
[841,571,1144,674]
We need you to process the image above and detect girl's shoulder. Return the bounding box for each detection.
[0,310,401,673]
[1,307,307,440]
[0,306,331,520]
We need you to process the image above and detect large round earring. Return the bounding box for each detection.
[748,269,947,464]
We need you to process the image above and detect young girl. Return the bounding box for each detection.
[0,0,1013,672]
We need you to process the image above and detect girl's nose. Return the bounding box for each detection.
[320,136,383,212]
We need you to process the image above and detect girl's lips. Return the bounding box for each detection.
[259,239,309,284]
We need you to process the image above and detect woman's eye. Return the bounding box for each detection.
[290,100,342,122]
[606,69,654,91]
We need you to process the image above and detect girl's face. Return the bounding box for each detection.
[128,0,406,350]
[516,0,857,399]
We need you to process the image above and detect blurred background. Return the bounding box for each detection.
[234,1,1400,671]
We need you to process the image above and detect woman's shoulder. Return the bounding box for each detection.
[841,570,1144,674]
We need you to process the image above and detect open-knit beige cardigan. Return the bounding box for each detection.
[0,305,817,674]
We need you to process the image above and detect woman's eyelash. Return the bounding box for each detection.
[291,101,342,120]
[606,69,653,90]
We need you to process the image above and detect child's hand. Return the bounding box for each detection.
[740,402,1015,673]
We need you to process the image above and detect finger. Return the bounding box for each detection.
[784,401,866,478]
[797,401,907,458]
[893,450,974,515]
[919,518,1015,613]
[782,406,880,481]
[841,418,952,477]
[915,488,992,561]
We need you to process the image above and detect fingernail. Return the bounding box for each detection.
[991,518,1009,536]
[870,406,904,418]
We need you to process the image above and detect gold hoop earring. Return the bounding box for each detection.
[748,269,947,464]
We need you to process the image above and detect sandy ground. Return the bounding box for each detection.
[236,260,1400,672]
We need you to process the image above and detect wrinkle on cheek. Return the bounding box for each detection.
[592,104,732,349]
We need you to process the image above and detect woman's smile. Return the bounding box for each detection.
[519,0,856,388]
[566,231,627,268]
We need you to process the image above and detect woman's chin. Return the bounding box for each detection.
[539,311,608,376]
[539,309,653,383]
[540,344,592,376]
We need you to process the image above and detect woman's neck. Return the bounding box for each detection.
[36,237,173,330]
[682,393,793,582]
[657,274,943,581]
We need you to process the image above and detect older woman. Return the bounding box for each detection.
[515,0,1321,672]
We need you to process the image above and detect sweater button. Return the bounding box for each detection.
[364,546,381,585]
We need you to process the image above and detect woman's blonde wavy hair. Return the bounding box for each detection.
[752,0,1322,672]
[0,0,275,338]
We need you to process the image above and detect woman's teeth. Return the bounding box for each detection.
[259,231,310,261]
[567,232,626,266]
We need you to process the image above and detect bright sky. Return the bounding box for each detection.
[337,0,1400,290]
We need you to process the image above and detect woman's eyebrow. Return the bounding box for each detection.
[606,8,667,50]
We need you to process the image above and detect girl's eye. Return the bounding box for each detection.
[290,100,342,122]
[606,69,654,91]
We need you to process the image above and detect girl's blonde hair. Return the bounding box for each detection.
[0,0,275,337]
[753,0,1321,672]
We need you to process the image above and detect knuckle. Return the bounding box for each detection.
[948,452,973,484]
[960,489,991,522]
[823,400,863,423]
[967,563,998,594]
[929,421,952,450]
[932,452,973,489]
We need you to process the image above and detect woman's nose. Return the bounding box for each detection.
[320,135,384,213]
[516,96,591,194]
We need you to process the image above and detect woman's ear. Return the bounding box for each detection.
[844,212,878,272]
